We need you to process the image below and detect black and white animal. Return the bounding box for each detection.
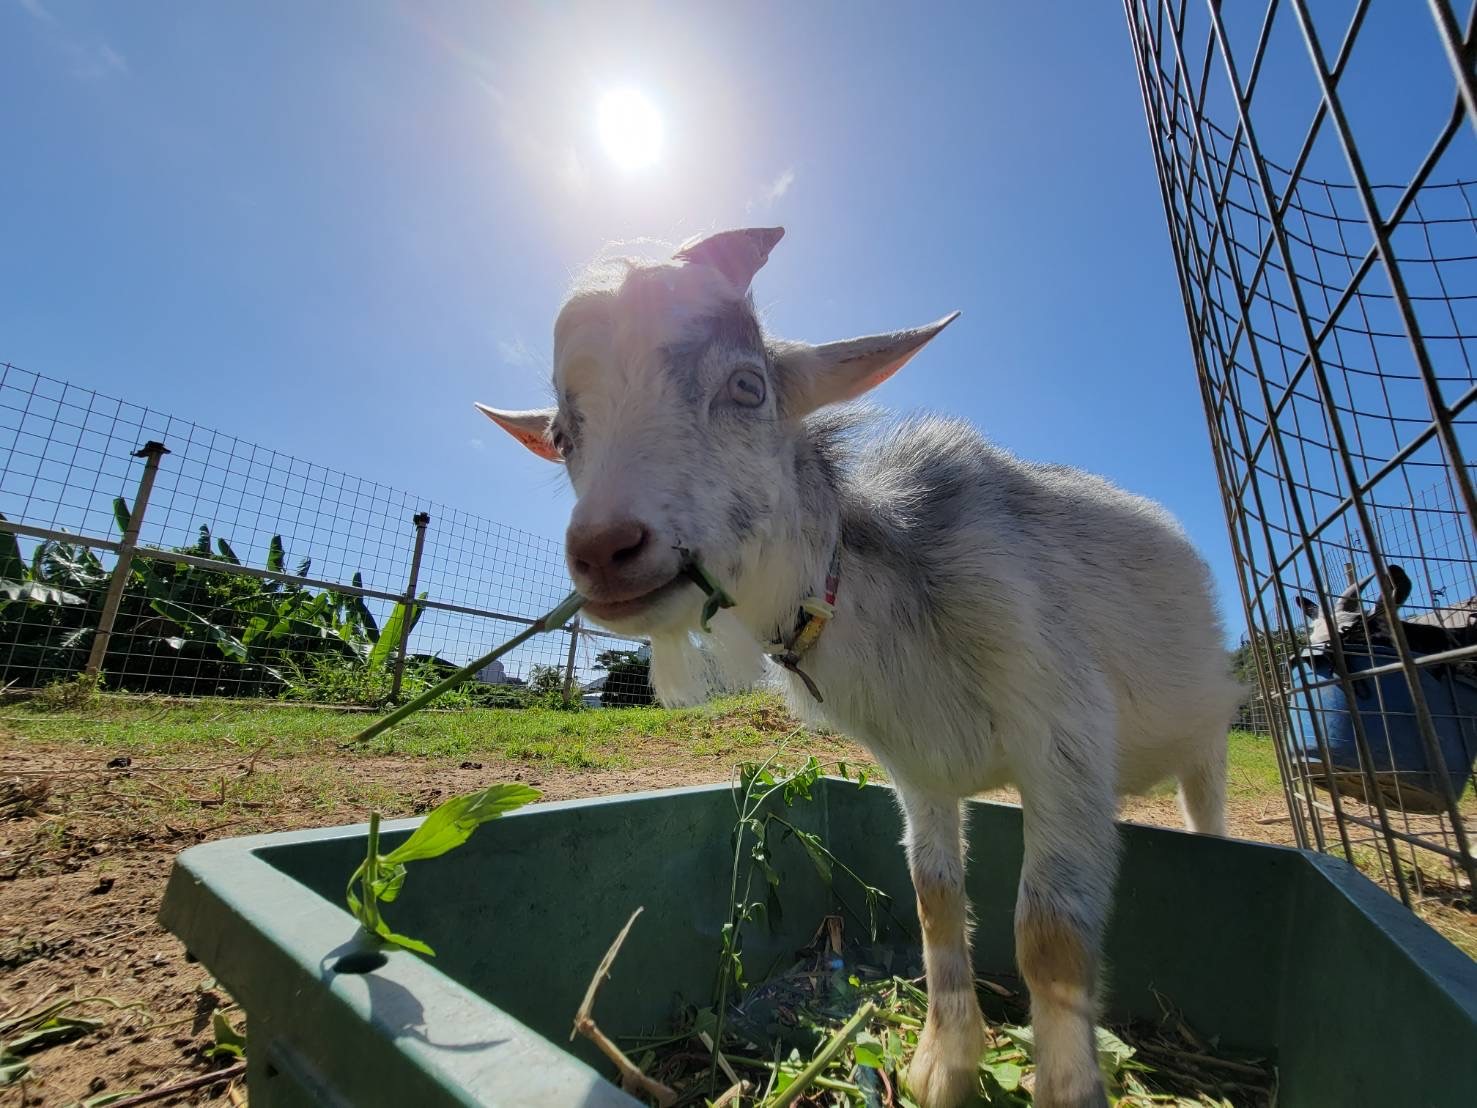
[479,228,1241,1108]
[1297,565,1477,656]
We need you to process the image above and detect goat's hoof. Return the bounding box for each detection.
[904,1016,988,1108]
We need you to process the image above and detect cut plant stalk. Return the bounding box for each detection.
[347,554,737,744]
[572,907,677,1107]
[766,1000,876,1108]
[348,589,585,744]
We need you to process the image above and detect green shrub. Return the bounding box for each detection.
[280,655,471,708]
[28,672,103,712]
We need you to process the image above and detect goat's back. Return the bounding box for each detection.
[834,415,1239,789]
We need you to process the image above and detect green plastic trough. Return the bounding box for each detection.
[160,779,1477,1107]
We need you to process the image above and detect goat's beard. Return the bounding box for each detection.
[647,616,769,707]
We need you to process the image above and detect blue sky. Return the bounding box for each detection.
[10,0,1429,644]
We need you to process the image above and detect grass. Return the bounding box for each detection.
[1226,730,1284,798]
[0,690,805,772]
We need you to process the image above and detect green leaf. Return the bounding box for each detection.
[216,538,241,564]
[883,1029,905,1069]
[984,1060,1023,1092]
[0,1054,29,1085]
[349,573,379,642]
[791,827,833,883]
[207,1011,246,1061]
[383,784,541,864]
[1094,1025,1136,1069]
[852,1030,885,1070]
[75,1092,142,1107]
[0,515,23,583]
[371,862,407,904]
[267,535,286,573]
[297,556,311,577]
[369,593,425,670]
[145,595,249,662]
[7,1015,103,1053]
[371,917,435,957]
[0,579,84,605]
[1001,1025,1035,1057]
[765,881,783,931]
[195,525,212,556]
[345,868,366,922]
[41,544,107,587]
[241,615,270,645]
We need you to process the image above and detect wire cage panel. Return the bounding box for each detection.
[1125,0,1477,905]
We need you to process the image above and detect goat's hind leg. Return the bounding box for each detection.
[1017,773,1118,1108]
[900,790,988,1108]
[1176,739,1227,836]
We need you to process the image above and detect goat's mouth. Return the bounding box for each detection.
[580,574,692,625]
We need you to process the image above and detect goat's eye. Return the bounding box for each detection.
[551,429,573,458]
[726,368,766,408]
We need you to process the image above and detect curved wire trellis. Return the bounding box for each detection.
[1125,0,1477,907]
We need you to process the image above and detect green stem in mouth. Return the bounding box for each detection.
[677,548,737,632]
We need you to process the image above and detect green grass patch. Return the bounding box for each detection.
[0,690,811,773]
[1226,729,1283,800]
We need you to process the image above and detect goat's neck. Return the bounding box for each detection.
[728,431,844,648]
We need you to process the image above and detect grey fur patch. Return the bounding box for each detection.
[663,300,767,405]
[803,411,996,632]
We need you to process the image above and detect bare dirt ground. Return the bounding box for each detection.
[0,704,1466,1107]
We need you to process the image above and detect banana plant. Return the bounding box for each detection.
[0,517,87,608]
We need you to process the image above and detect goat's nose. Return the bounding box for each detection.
[568,519,650,577]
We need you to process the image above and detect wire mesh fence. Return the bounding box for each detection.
[1125,0,1477,905]
[0,362,652,707]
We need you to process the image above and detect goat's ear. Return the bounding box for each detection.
[674,227,784,292]
[773,312,960,417]
[1385,564,1412,607]
[474,403,561,463]
[1336,580,1366,613]
[1296,595,1319,619]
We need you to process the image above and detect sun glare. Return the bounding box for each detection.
[597,89,664,171]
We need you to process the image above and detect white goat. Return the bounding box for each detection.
[480,228,1240,1108]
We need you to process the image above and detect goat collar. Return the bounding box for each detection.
[765,543,841,702]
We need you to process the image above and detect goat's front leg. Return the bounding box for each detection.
[899,790,988,1108]
[1016,771,1119,1108]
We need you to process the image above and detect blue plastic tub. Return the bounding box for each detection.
[1289,644,1477,811]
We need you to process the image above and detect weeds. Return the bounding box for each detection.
[0,995,140,1088]
[626,757,1277,1107]
[28,673,103,712]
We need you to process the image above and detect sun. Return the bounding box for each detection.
[597,89,664,171]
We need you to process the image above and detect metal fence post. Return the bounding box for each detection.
[85,441,170,676]
[562,615,581,703]
[390,512,431,701]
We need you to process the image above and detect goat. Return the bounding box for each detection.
[479,228,1241,1108]
[1295,576,1372,649]
[1297,565,1477,656]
